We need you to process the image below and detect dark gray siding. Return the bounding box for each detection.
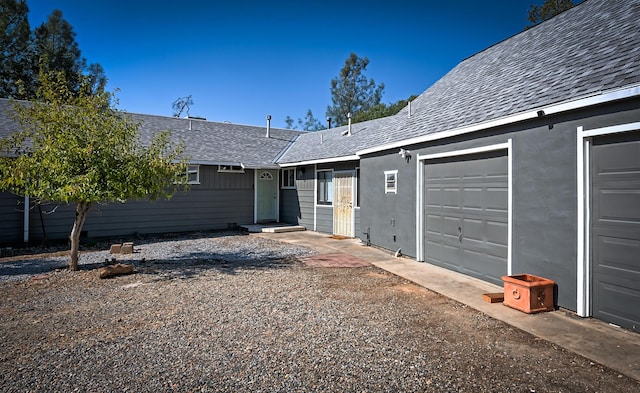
[316,206,333,234]
[354,207,361,238]
[0,192,24,245]
[6,166,255,243]
[360,97,640,312]
[280,165,314,228]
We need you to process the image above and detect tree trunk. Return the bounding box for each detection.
[69,202,91,271]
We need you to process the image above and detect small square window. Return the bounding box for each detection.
[281,168,296,189]
[186,165,200,184]
[384,170,397,194]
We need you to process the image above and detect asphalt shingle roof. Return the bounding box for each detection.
[0,99,302,168]
[277,0,640,164]
[129,113,302,168]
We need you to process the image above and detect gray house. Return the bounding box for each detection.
[276,0,640,332]
[1,0,638,331]
[0,105,303,244]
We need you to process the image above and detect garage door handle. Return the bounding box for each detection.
[458,227,463,242]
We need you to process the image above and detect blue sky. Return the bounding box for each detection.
[27,0,541,128]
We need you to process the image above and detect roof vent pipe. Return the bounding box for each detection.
[326,117,332,129]
[408,100,412,118]
[266,115,271,138]
[347,112,352,136]
[189,119,192,131]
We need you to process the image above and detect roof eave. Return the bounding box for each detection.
[357,84,640,156]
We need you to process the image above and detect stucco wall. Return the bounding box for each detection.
[359,97,640,311]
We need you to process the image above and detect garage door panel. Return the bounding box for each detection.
[424,151,508,285]
[594,234,640,279]
[594,281,640,329]
[486,221,508,246]
[595,188,640,223]
[462,249,507,285]
[443,188,461,207]
[591,132,640,331]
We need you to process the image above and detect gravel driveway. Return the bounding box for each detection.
[1,232,638,392]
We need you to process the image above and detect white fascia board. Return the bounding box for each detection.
[279,155,360,167]
[180,159,242,167]
[357,84,640,156]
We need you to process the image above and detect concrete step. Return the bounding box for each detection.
[240,224,306,233]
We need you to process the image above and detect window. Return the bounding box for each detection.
[317,170,333,205]
[281,168,296,189]
[218,164,244,173]
[384,170,397,194]
[185,165,200,184]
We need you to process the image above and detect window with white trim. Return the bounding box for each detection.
[317,170,333,205]
[281,168,296,189]
[186,165,200,184]
[384,170,397,194]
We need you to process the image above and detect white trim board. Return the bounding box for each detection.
[576,122,640,317]
[358,84,640,157]
[415,140,513,278]
[279,155,359,167]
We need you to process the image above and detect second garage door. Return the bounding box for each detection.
[424,151,508,285]
[591,131,640,332]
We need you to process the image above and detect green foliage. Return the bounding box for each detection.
[0,4,106,100]
[326,53,384,127]
[284,115,295,129]
[298,109,324,131]
[0,71,188,205]
[527,0,575,28]
[283,110,325,131]
[0,0,36,99]
[352,95,418,123]
[0,71,188,269]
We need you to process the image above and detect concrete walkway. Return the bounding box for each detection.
[256,230,640,382]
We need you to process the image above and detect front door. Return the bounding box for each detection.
[333,171,354,237]
[256,169,278,223]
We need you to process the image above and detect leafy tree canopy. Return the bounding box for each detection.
[0,2,106,99]
[0,71,189,270]
[527,0,575,28]
[326,53,384,127]
[285,109,325,131]
[352,95,418,124]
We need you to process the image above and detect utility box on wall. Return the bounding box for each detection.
[502,274,555,314]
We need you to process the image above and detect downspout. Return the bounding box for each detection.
[23,195,29,244]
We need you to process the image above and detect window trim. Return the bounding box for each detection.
[316,169,333,205]
[384,170,398,194]
[281,168,296,189]
[218,164,245,173]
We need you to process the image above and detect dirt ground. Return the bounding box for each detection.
[1,247,639,392]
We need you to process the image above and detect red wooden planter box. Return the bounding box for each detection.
[501,274,555,314]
